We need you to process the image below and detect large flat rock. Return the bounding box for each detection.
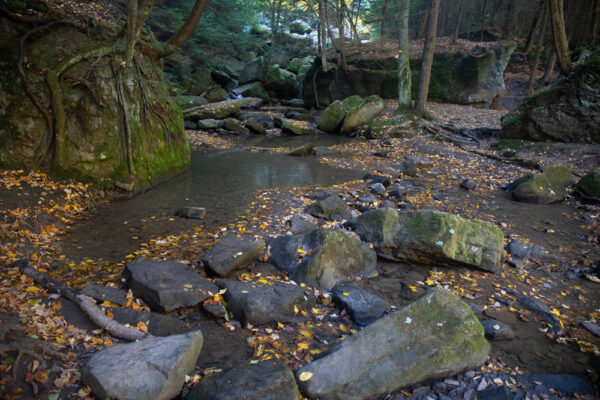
[296,288,490,400]
[345,208,504,273]
[267,228,377,290]
[216,279,312,326]
[124,258,218,311]
[82,330,203,400]
[185,358,301,400]
[331,284,391,326]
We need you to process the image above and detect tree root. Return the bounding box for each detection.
[14,260,149,341]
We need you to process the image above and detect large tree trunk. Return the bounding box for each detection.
[381,0,389,40]
[543,46,557,84]
[415,0,441,116]
[337,0,347,69]
[524,1,544,54]
[548,0,571,73]
[319,0,329,72]
[417,8,429,38]
[397,0,411,110]
[453,0,465,44]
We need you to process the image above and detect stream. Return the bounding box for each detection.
[61,134,361,262]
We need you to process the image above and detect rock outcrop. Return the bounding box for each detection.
[501,51,600,143]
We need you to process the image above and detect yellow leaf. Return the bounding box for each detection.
[299,371,313,381]
[294,305,299,314]
[297,342,309,350]
[342,292,349,296]
[277,322,284,328]
[258,279,268,284]
[25,286,39,293]
[297,249,306,254]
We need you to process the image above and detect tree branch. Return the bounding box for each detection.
[158,0,209,58]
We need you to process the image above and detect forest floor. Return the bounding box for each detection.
[1,70,600,399]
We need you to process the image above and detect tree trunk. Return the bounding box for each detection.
[549,0,571,73]
[503,0,517,38]
[528,4,548,94]
[163,0,209,55]
[319,0,329,72]
[543,46,556,84]
[415,0,441,116]
[453,0,465,44]
[524,1,544,54]
[417,8,429,38]
[124,0,138,62]
[397,0,411,110]
[337,0,347,69]
[381,0,389,40]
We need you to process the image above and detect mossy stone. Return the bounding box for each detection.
[340,95,384,135]
[316,100,347,132]
[513,165,574,204]
[576,170,600,201]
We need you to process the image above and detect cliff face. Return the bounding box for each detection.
[501,52,600,143]
[302,39,516,109]
[0,15,190,190]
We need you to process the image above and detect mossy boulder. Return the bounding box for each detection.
[287,58,304,74]
[183,98,255,121]
[340,95,384,135]
[341,95,364,110]
[511,165,574,204]
[576,170,600,201]
[296,287,490,400]
[245,118,266,134]
[304,195,353,221]
[277,118,316,135]
[267,228,377,290]
[289,143,315,156]
[0,20,189,190]
[239,56,298,98]
[205,87,228,103]
[302,41,516,108]
[316,100,348,132]
[232,82,270,101]
[502,51,600,143]
[345,208,504,273]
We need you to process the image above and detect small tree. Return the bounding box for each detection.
[415,0,441,116]
[397,0,411,110]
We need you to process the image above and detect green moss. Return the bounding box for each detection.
[576,170,600,200]
[501,111,526,128]
[493,139,530,150]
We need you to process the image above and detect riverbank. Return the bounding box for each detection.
[1,101,599,399]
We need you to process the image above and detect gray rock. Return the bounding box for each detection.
[277,118,316,135]
[517,294,562,334]
[82,331,203,400]
[460,179,477,190]
[577,170,600,202]
[245,118,266,134]
[582,320,600,337]
[223,118,250,135]
[396,161,417,177]
[176,207,206,219]
[296,288,490,400]
[286,214,319,234]
[380,200,396,208]
[331,284,391,326]
[82,284,129,306]
[345,208,505,273]
[201,300,228,319]
[506,239,546,260]
[184,120,198,130]
[304,195,352,221]
[357,194,378,203]
[480,318,514,340]
[216,279,312,325]
[109,307,189,336]
[232,82,270,101]
[388,185,410,198]
[479,387,511,400]
[124,258,218,312]
[203,236,266,277]
[184,98,254,121]
[185,358,301,400]
[340,96,385,135]
[196,119,222,129]
[371,183,386,195]
[267,228,377,290]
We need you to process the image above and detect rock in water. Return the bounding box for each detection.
[185,358,301,400]
[202,236,265,277]
[289,143,315,156]
[511,165,574,204]
[183,98,255,121]
[331,284,391,326]
[267,229,377,290]
[345,208,504,273]
[316,100,348,132]
[296,288,490,400]
[124,258,218,311]
[340,96,384,135]
[304,195,352,221]
[176,207,206,219]
[245,118,267,134]
[576,170,600,202]
[82,331,203,400]
[215,279,312,325]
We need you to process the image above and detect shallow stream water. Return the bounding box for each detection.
[62,135,360,262]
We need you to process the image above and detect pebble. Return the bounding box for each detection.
[464,371,475,379]
[477,379,488,391]
[444,379,459,386]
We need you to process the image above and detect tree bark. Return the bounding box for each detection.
[543,46,556,83]
[397,0,411,110]
[524,1,544,54]
[480,0,487,42]
[548,0,571,73]
[124,0,138,62]
[415,0,440,116]
[453,0,465,44]
[160,0,209,57]
[417,8,429,38]
[593,0,600,44]
[319,0,329,72]
[337,0,347,69]
[381,0,389,40]
[528,4,548,94]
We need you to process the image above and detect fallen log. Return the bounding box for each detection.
[13,260,148,341]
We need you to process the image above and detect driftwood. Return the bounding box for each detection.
[14,260,148,341]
